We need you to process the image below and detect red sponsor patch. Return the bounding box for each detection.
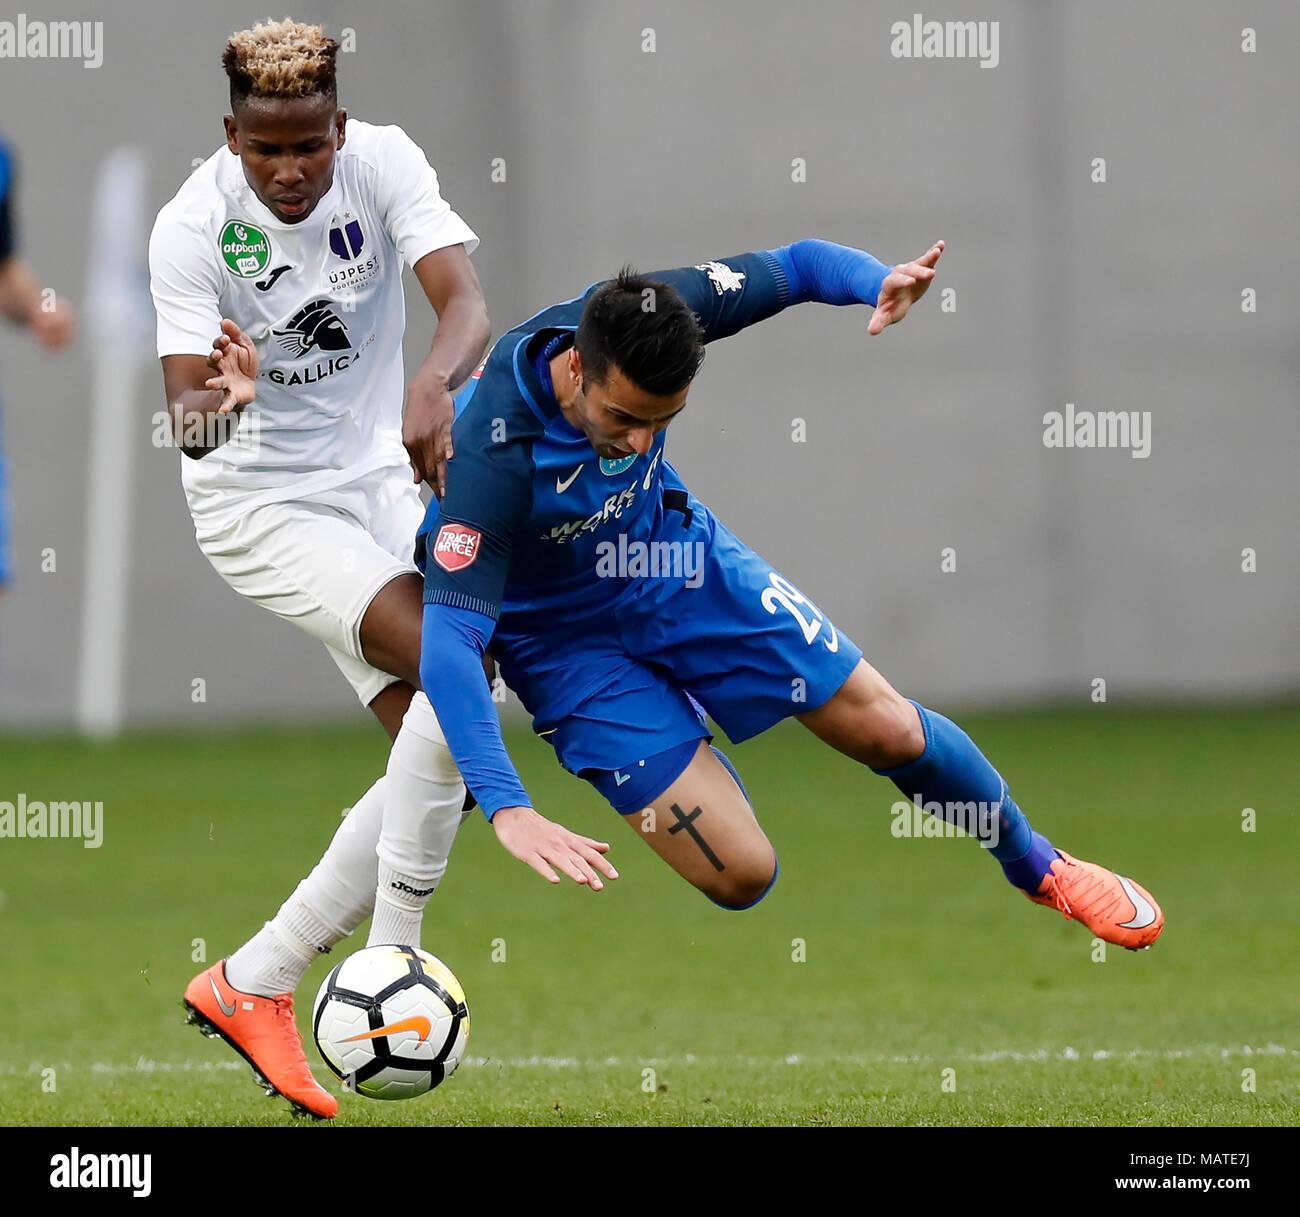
[432,524,482,573]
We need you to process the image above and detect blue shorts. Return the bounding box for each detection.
[493,512,862,786]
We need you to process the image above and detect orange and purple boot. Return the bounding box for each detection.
[1028,849,1164,950]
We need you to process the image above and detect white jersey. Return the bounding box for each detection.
[148,119,478,527]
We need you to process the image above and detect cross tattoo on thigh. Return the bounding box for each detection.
[668,803,725,872]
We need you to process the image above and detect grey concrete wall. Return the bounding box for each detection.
[0,0,1295,727]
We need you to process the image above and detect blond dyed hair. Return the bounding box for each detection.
[223,18,339,105]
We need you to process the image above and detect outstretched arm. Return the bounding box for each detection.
[641,238,944,344]
[771,237,944,334]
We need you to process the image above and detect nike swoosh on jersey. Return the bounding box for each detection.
[210,974,237,1018]
[343,1016,432,1044]
[1116,875,1158,929]
[556,465,584,493]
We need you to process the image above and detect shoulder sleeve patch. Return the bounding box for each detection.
[432,523,483,572]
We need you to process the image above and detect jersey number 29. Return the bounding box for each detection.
[761,573,839,652]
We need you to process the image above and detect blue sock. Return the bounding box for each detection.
[1001,831,1061,894]
[873,703,1059,893]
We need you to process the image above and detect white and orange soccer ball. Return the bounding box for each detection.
[312,945,470,1100]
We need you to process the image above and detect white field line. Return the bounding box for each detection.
[0,1044,1293,1077]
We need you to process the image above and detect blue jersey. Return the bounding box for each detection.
[0,138,11,585]
[418,251,792,625]
[0,139,13,263]
[416,240,892,815]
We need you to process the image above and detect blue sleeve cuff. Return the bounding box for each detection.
[767,239,891,308]
[769,244,799,300]
[420,601,530,820]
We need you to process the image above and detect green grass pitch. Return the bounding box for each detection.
[1,706,1296,1127]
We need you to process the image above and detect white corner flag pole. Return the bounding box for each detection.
[76,146,153,738]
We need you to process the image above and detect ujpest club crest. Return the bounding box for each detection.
[327,211,381,290]
[329,215,365,260]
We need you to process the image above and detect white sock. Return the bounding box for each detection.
[367,692,467,949]
[369,862,435,948]
[226,777,386,997]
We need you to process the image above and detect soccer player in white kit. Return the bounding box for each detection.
[148,19,607,1119]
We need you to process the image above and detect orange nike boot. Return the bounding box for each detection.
[183,960,338,1118]
[1027,850,1164,950]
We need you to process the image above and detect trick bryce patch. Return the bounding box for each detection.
[432,524,481,573]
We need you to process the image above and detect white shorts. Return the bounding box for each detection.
[193,466,425,706]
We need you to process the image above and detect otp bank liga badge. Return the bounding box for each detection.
[220,220,272,278]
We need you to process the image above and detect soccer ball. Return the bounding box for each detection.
[312,944,470,1100]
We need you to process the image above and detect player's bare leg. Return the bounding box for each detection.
[795,657,924,769]
[797,660,1164,948]
[627,742,777,909]
[361,577,495,740]
[359,572,424,690]
[368,680,416,741]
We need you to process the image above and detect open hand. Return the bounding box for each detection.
[492,805,619,890]
[205,318,260,413]
[868,239,944,335]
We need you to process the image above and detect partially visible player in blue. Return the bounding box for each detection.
[416,239,1165,950]
[0,135,76,595]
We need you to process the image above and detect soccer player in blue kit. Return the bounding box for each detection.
[0,134,75,597]
[413,238,1165,950]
